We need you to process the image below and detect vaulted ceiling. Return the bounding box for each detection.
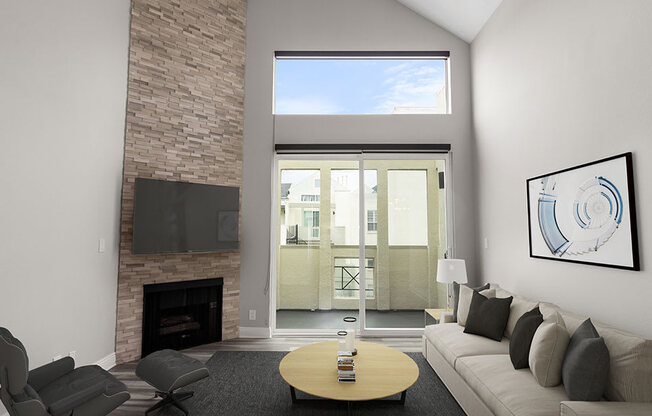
[396,0,503,43]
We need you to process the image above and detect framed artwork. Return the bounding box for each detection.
[527,152,639,270]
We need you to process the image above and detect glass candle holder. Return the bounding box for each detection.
[343,316,357,355]
[337,330,348,351]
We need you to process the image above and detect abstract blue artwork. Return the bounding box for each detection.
[527,153,639,270]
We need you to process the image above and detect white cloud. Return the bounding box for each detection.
[383,62,411,75]
[375,63,446,113]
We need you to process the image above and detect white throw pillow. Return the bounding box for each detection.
[457,286,495,327]
[529,311,570,387]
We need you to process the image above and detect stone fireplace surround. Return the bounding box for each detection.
[115,0,246,364]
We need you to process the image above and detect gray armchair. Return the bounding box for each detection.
[0,328,130,416]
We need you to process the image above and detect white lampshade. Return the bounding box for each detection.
[436,259,468,284]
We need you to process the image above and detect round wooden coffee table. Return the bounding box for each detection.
[279,341,419,411]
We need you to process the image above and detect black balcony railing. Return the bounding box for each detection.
[286,224,299,244]
[334,265,374,296]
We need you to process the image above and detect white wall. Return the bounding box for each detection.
[241,0,475,329]
[472,0,652,337]
[0,0,130,389]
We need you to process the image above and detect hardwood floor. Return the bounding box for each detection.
[109,336,422,415]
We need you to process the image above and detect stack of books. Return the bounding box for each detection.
[337,351,355,383]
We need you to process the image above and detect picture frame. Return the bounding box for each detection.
[526,152,639,271]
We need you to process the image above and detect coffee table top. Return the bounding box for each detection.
[279,341,419,402]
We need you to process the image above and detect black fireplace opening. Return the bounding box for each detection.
[142,278,223,357]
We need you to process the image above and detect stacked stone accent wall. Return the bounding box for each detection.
[116,0,246,364]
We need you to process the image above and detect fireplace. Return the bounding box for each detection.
[142,278,223,357]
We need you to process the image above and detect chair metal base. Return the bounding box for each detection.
[146,390,194,416]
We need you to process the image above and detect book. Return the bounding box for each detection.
[337,351,356,382]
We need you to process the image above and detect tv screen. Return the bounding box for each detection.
[133,178,239,254]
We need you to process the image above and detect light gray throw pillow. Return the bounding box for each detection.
[529,311,570,387]
[452,281,490,322]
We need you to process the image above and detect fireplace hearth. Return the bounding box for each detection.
[142,278,223,357]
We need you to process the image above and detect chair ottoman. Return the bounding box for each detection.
[136,349,209,415]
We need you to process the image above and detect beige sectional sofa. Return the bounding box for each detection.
[422,285,652,416]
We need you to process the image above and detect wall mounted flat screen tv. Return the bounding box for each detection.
[133,178,239,254]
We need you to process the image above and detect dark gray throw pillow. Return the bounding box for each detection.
[453,281,490,322]
[562,319,610,401]
[463,291,513,341]
[509,306,543,369]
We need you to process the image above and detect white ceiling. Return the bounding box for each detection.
[396,0,503,43]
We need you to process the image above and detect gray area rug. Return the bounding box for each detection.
[159,351,465,415]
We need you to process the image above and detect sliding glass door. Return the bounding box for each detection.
[362,158,448,331]
[275,158,362,332]
[273,154,450,335]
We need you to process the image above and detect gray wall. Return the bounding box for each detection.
[241,0,476,329]
[472,0,652,337]
[0,0,130,383]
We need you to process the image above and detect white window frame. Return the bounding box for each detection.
[367,209,378,232]
[269,152,455,337]
[300,194,320,202]
[272,51,451,115]
[302,209,320,240]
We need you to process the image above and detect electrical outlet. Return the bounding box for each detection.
[248,309,256,320]
[98,238,106,253]
[484,238,489,249]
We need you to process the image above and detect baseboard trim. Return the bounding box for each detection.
[239,326,271,338]
[95,352,117,371]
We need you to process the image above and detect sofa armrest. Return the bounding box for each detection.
[560,401,652,416]
[28,356,75,391]
[441,312,455,324]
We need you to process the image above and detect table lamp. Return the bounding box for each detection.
[436,259,467,310]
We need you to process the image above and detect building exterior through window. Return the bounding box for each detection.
[276,158,449,330]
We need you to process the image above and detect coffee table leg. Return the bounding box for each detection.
[289,386,407,408]
[290,386,297,404]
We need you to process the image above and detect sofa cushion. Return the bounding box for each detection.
[464,291,513,341]
[529,311,570,387]
[541,303,652,402]
[510,306,543,369]
[453,282,490,322]
[456,354,569,416]
[38,365,127,415]
[424,323,509,368]
[496,288,539,339]
[596,324,652,402]
[539,303,581,333]
[560,401,652,416]
[458,286,495,326]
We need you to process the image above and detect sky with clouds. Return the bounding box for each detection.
[275,59,446,114]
